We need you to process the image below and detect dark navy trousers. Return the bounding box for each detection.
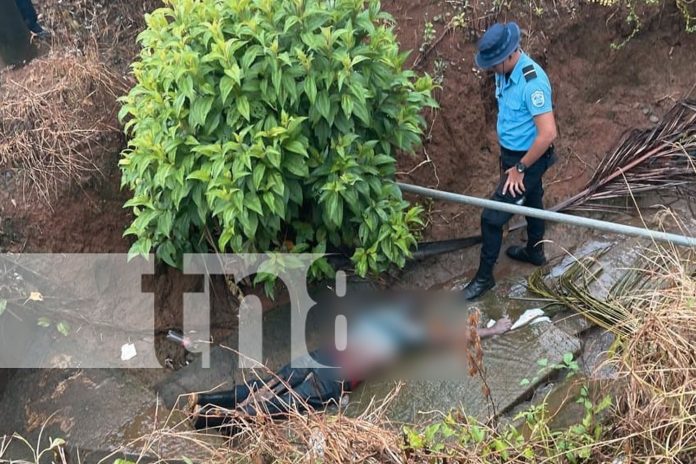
[15,0,39,31]
[479,145,554,273]
[193,350,346,432]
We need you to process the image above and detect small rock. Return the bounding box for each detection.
[308,428,326,458]
[642,106,651,115]
[649,114,660,123]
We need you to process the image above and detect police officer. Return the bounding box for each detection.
[462,21,557,300]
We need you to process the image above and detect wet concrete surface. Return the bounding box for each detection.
[0,368,171,461]
[348,225,649,423]
[578,326,617,379]
[0,281,588,458]
[514,375,620,435]
[347,318,582,423]
[0,291,331,459]
[1,199,689,459]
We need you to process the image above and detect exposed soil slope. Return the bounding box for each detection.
[0,0,694,258]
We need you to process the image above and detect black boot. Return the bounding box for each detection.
[193,390,237,409]
[461,265,495,300]
[506,243,546,266]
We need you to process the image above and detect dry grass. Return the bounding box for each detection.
[37,0,160,64]
[228,387,406,463]
[0,1,160,205]
[0,50,128,204]
[530,239,696,463]
[608,247,696,463]
[98,381,410,464]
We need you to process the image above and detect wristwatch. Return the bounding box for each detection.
[515,162,527,173]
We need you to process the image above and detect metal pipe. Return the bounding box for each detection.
[397,182,696,248]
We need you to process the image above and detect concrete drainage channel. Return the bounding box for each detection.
[0,241,634,463]
[0,369,12,397]
[0,233,639,462]
[347,236,633,424]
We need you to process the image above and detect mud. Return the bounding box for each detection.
[1,2,694,253]
[388,0,696,240]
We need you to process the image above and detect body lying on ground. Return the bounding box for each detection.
[187,292,512,433]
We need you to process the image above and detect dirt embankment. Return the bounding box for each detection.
[389,0,696,241]
[0,0,159,254]
[0,1,694,334]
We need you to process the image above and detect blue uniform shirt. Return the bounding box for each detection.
[495,52,553,151]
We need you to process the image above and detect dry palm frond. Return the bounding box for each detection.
[527,250,637,336]
[0,50,128,204]
[529,243,694,327]
[557,99,696,213]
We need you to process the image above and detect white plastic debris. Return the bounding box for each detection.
[487,308,551,331]
[120,342,137,361]
[511,308,549,330]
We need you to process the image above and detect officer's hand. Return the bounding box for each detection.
[503,167,526,197]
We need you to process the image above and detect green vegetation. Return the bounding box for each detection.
[403,385,612,463]
[520,351,579,387]
[1,417,68,464]
[0,292,71,337]
[591,0,696,48]
[433,57,448,86]
[420,21,436,53]
[119,0,436,284]
[403,351,611,463]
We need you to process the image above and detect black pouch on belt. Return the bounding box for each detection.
[545,144,557,168]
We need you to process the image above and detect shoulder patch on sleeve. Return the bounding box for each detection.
[531,90,545,108]
[522,65,537,81]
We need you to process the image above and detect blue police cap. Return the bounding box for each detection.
[475,22,521,69]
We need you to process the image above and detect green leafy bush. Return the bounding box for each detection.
[119,0,436,280]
